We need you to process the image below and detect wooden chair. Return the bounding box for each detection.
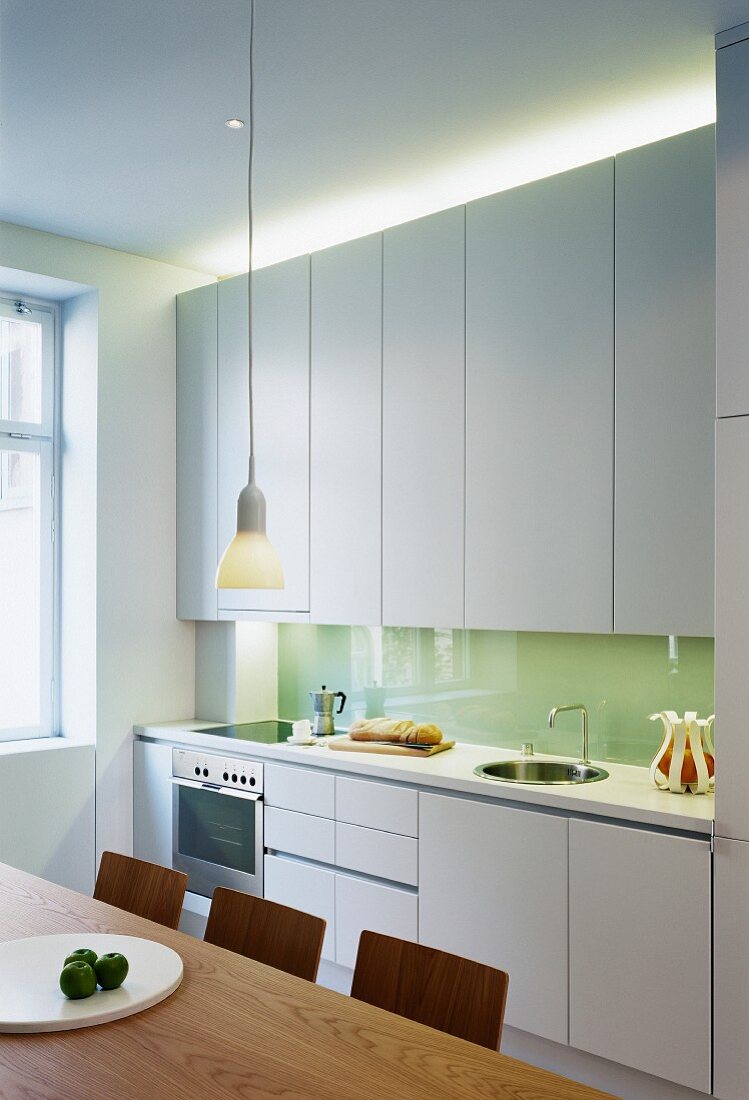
[93,851,187,930]
[204,887,326,982]
[351,930,509,1050]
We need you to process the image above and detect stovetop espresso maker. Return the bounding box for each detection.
[309,685,347,736]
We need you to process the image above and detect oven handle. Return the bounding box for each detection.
[170,776,262,802]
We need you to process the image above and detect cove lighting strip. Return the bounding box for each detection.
[212,80,715,276]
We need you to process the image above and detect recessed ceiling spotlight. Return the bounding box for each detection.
[225,118,245,129]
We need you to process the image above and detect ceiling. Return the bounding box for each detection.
[1,0,749,276]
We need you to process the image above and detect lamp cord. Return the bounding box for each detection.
[247,0,255,463]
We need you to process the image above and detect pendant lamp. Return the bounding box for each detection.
[216,0,284,590]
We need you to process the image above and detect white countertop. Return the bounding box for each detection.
[134,720,714,835]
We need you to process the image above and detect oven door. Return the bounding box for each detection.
[171,776,263,900]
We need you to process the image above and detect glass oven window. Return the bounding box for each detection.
[178,786,256,875]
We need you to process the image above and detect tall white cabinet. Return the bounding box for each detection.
[465,160,614,633]
[715,27,749,1100]
[382,208,465,628]
[614,127,715,636]
[310,235,382,625]
[717,31,749,418]
[217,260,311,616]
[715,416,749,842]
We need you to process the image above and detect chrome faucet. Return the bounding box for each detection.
[548,703,590,765]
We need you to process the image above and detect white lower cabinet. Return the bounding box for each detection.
[714,837,749,1100]
[133,741,173,869]
[568,819,711,1093]
[335,875,417,970]
[418,792,569,1044]
[264,854,336,962]
[335,821,417,886]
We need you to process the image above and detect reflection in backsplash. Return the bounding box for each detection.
[277,626,714,767]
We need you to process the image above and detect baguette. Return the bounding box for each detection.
[348,718,443,745]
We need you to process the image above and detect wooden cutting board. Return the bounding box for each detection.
[328,738,455,757]
[0,933,183,1033]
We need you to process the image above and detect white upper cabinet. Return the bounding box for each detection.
[717,37,749,417]
[465,161,614,633]
[382,207,465,628]
[176,282,218,621]
[615,128,715,636]
[310,235,382,625]
[217,260,310,616]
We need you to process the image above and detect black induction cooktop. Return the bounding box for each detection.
[199,720,296,744]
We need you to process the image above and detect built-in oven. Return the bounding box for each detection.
[171,748,263,900]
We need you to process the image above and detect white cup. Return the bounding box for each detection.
[290,719,312,742]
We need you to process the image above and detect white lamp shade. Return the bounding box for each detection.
[215,529,284,589]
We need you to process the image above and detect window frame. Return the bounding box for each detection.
[0,295,57,741]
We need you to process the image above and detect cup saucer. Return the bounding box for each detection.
[287,735,316,746]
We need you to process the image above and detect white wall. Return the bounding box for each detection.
[0,740,95,893]
[60,289,98,747]
[0,220,213,861]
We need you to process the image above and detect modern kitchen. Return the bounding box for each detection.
[1,2,749,1097]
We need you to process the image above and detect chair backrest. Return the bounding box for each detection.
[351,930,509,1050]
[93,851,187,931]
[204,887,326,982]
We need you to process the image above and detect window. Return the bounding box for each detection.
[0,297,55,740]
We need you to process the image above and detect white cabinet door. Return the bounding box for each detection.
[716,417,749,842]
[382,207,465,628]
[465,160,614,633]
[133,741,173,870]
[335,822,418,887]
[310,235,381,625]
[335,873,417,970]
[264,763,335,818]
[264,854,335,961]
[176,283,218,621]
[335,776,418,836]
[615,128,715,636]
[717,37,749,417]
[569,819,710,1093]
[265,807,335,865]
[217,260,310,615]
[714,837,749,1099]
[418,792,568,1044]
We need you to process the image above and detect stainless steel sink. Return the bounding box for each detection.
[473,759,609,785]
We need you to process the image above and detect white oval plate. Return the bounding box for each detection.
[0,933,183,1033]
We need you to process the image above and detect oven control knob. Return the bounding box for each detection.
[223,771,229,782]
[231,774,237,783]
[194,766,200,776]
[203,768,209,778]
[249,776,256,787]
[240,774,247,784]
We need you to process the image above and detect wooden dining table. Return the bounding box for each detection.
[0,862,616,1099]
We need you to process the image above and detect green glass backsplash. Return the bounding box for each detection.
[277,626,714,767]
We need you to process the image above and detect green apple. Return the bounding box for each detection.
[94,952,129,990]
[63,948,98,970]
[59,960,97,999]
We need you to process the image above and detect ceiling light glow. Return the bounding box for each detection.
[225,118,245,129]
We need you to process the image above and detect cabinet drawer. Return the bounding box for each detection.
[335,776,417,836]
[335,874,417,970]
[336,821,417,886]
[264,854,335,961]
[265,807,335,864]
[265,764,335,818]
